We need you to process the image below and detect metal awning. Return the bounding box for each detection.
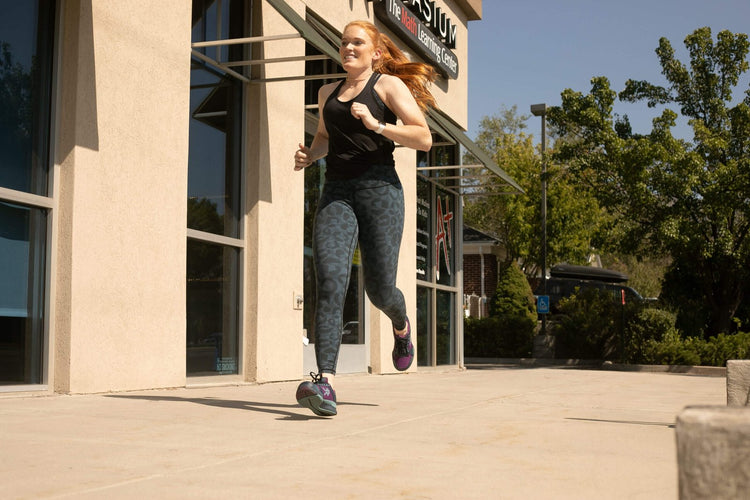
[424,110,524,196]
[191,0,345,83]
[191,0,523,197]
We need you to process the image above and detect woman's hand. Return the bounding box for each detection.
[350,102,379,131]
[294,143,313,171]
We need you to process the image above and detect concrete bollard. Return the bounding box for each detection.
[676,406,750,499]
[726,360,750,406]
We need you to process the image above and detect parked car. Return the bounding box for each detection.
[534,264,647,314]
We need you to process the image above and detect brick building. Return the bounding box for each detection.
[463,226,506,318]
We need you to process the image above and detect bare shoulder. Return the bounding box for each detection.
[375,73,409,94]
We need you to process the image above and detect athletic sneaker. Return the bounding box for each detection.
[296,372,337,416]
[392,317,414,371]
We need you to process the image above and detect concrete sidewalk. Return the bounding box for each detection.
[0,366,726,499]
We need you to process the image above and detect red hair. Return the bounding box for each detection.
[344,20,437,113]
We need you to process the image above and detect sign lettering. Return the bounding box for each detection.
[374,0,459,79]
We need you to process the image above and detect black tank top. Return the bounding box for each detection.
[323,72,398,180]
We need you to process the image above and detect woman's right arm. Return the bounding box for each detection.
[294,84,334,170]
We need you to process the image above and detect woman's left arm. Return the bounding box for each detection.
[372,75,433,152]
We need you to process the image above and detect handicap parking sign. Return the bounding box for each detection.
[537,295,550,314]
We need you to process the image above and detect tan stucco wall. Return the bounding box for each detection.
[244,1,307,383]
[54,1,191,393]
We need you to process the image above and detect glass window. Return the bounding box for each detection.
[189,0,245,238]
[0,202,46,384]
[187,70,242,237]
[435,189,455,286]
[436,289,455,365]
[0,1,55,196]
[416,141,460,366]
[0,0,55,386]
[416,177,431,281]
[416,285,431,366]
[187,0,247,376]
[186,240,240,375]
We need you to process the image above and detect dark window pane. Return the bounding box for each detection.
[187,71,242,237]
[416,286,431,366]
[416,177,431,281]
[0,1,54,195]
[188,0,245,238]
[186,240,239,375]
[435,189,455,286]
[0,202,46,384]
[436,290,455,365]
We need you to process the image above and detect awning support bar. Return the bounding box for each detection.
[191,33,301,48]
[191,49,250,83]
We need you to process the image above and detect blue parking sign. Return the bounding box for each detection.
[537,295,550,314]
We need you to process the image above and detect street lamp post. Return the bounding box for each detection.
[530,103,547,335]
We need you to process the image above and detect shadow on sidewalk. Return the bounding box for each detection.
[106,394,378,421]
[566,417,675,428]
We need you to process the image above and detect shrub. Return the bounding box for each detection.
[640,330,702,366]
[465,262,537,358]
[624,308,679,363]
[552,287,629,360]
[639,331,750,366]
[546,284,749,365]
[464,316,535,358]
[490,262,537,323]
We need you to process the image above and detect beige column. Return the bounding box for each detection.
[54,1,191,393]
[243,2,306,382]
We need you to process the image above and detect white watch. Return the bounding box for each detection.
[375,122,386,134]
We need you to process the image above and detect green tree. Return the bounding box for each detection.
[464,106,604,278]
[548,28,750,337]
[491,261,537,321]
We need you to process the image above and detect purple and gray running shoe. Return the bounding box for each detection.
[392,317,414,371]
[296,372,337,416]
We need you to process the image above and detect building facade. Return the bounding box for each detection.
[463,226,505,319]
[0,0,520,394]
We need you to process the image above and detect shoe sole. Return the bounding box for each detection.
[297,393,337,416]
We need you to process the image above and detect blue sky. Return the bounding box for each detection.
[466,0,750,141]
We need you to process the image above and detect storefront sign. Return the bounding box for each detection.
[373,0,459,79]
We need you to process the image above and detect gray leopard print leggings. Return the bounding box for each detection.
[313,165,407,375]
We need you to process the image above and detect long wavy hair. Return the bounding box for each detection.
[344,20,437,113]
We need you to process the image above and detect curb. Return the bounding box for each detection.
[465,358,727,377]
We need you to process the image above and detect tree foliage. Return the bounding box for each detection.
[547,27,750,337]
[463,106,604,278]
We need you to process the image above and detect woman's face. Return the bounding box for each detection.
[340,25,380,72]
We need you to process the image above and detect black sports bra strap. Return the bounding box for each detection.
[363,72,381,93]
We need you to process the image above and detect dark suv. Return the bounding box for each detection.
[534,264,646,314]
